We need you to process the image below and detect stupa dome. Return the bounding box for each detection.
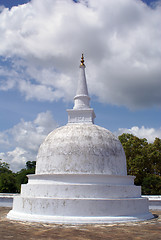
[36,124,127,176]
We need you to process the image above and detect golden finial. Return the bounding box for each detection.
[80,53,85,67]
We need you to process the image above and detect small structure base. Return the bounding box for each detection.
[7,174,153,224]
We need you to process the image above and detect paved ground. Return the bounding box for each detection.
[0,207,161,240]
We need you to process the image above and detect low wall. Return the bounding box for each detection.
[0,194,161,210]
[0,194,19,207]
[142,195,161,210]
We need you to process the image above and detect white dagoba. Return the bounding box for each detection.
[7,55,153,223]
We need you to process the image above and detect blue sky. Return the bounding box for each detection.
[0,0,161,171]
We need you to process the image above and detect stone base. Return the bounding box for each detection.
[7,174,154,224]
[7,211,153,224]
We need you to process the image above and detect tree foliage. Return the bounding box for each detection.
[0,172,17,193]
[0,159,11,174]
[0,160,36,193]
[142,175,161,195]
[26,161,36,170]
[119,134,161,194]
[0,159,17,192]
[15,161,36,192]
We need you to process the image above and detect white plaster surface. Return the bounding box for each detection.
[7,173,153,223]
[35,124,127,176]
[73,65,90,110]
[20,174,140,199]
[67,62,95,124]
[9,197,150,217]
[2,194,160,210]
[7,211,153,224]
[67,109,95,124]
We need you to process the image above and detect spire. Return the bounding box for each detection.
[74,54,90,109]
[67,54,96,124]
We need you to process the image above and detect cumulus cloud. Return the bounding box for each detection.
[0,0,161,109]
[115,126,161,142]
[0,111,58,172]
[0,5,5,12]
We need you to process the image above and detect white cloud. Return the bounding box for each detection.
[0,5,5,13]
[115,126,161,142]
[0,111,58,172]
[0,0,161,108]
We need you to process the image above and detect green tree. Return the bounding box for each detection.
[0,159,11,174]
[0,172,17,193]
[15,161,36,192]
[149,138,161,175]
[118,134,152,185]
[119,133,161,194]
[142,175,161,195]
[0,159,36,193]
[0,159,17,193]
[26,161,36,170]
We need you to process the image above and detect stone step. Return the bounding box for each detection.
[21,183,141,199]
[11,196,150,217]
